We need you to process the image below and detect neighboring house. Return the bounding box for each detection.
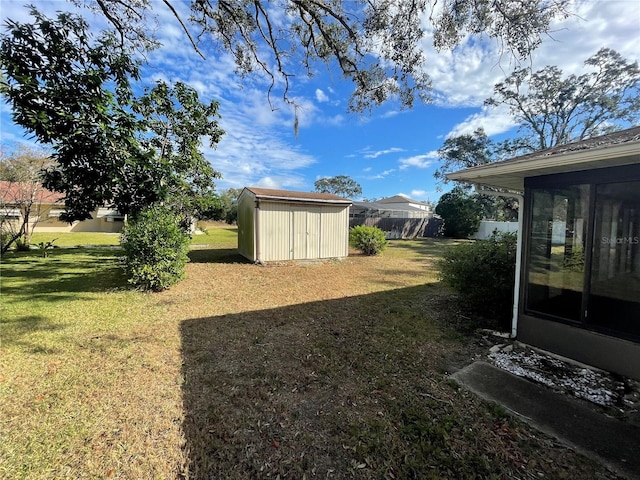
[0,181,125,234]
[351,195,432,219]
[447,126,640,381]
[237,187,351,263]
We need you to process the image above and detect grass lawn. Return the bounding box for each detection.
[29,221,238,248]
[0,227,621,479]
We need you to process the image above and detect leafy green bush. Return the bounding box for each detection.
[438,232,517,330]
[349,225,388,255]
[120,205,191,291]
[435,186,483,238]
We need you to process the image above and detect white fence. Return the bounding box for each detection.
[471,220,519,239]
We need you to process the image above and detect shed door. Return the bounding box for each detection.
[292,206,321,259]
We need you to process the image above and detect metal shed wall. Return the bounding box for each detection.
[320,205,349,258]
[258,202,293,261]
[254,201,349,262]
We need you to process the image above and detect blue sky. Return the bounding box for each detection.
[1,1,639,202]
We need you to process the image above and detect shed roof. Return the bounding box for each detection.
[446,126,640,192]
[242,187,352,205]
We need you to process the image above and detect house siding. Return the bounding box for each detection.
[518,313,640,381]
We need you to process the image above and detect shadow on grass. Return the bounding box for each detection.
[179,284,495,479]
[188,247,251,264]
[0,248,128,301]
[0,315,67,351]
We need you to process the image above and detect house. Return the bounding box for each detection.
[351,194,432,219]
[447,126,640,381]
[237,187,351,263]
[0,181,125,234]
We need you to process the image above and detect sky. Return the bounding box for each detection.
[1,0,639,203]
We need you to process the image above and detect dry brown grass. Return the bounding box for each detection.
[0,230,623,479]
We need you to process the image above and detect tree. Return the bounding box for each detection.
[434,128,495,187]
[0,146,53,255]
[435,49,639,219]
[314,175,362,198]
[216,188,242,224]
[435,128,518,221]
[485,48,640,151]
[72,0,571,113]
[0,8,224,224]
[435,186,483,238]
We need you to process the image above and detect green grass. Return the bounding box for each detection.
[29,231,121,247]
[191,222,238,246]
[0,229,619,479]
[27,222,238,249]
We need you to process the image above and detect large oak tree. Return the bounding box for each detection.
[73,0,572,112]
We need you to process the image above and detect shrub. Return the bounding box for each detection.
[14,236,31,251]
[35,238,57,257]
[349,225,388,255]
[120,205,191,291]
[438,232,517,330]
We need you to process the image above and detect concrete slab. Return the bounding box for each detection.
[451,361,640,480]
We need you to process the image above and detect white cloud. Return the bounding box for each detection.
[367,168,396,180]
[254,175,307,190]
[419,0,640,109]
[201,100,317,191]
[363,147,406,159]
[411,190,427,198]
[315,89,329,102]
[399,153,436,170]
[448,105,517,138]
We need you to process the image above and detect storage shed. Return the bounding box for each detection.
[237,187,352,263]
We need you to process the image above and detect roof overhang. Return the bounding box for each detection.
[446,141,640,193]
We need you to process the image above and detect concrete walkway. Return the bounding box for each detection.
[451,361,640,480]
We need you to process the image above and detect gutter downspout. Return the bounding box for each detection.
[475,186,524,339]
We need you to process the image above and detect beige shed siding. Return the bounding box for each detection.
[237,187,350,262]
[255,202,349,262]
[237,191,256,260]
[306,208,321,259]
[292,206,322,259]
[320,205,349,258]
[259,202,293,261]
